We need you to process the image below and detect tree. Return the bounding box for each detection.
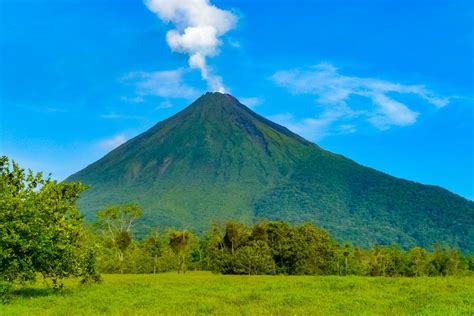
[143,228,163,274]
[407,247,428,277]
[336,243,354,275]
[0,156,100,289]
[204,224,234,274]
[447,249,460,276]
[250,222,268,242]
[96,204,142,272]
[233,241,275,275]
[265,221,294,274]
[429,244,451,276]
[168,230,195,273]
[223,221,247,254]
[368,246,392,276]
[291,223,337,275]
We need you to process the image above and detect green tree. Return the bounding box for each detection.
[265,221,294,274]
[368,246,394,276]
[204,224,233,274]
[336,243,354,275]
[429,244,451,276]
[233,241,275,275]
[96,204,142,273]
[406,247,428,277]
[168,230,195,273]
[0,156,99,289]
[143,228,163,274]
[223,221,248,254]
[447,249,461,276]
[291,223,337,275]
[250,222,268,242]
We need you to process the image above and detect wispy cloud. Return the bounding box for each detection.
[120,96,145,104]
[155,100,174,110]
[268,111,349,142]
[100,112,143,120]
[270,63,449,139]
[97,134,127,151]
[239,97,264,109]
[15,104,68,114]
[123,68,199,100]
[145,0,237,92]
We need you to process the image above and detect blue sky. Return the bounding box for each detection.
[0,0,473,199]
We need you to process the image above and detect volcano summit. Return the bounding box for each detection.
[68,92,474,251]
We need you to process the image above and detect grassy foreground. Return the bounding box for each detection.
[1,272,473,315]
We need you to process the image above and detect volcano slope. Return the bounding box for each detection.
[68,92,474,251]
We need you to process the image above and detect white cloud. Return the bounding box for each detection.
[98,134,127,151]
[227,38,241,48]
[120,96,145,103]
[268,111,347,142]
[145,0,237,92]
[124,68,199,99]
[100,112,122,119]
[239,97,264,109]
[271,63,449,139]
[100,112,143,120]
[156,100,174,110]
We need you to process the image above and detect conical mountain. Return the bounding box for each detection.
[68,92,474,251]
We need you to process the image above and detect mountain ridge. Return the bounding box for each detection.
[68,92,474,251]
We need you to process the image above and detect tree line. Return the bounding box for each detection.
[1,156,473,299]
[94,214,473,277]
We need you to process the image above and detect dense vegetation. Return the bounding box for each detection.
[68,92,474,251]
[0,157,100,296]
[93,215,473,278]
[2,156,472,288]
[1,156,473,315]
[2,273,473,315]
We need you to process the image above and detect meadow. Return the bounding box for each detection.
[1,272,473,316]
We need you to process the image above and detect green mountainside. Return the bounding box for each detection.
[68,92,474,251]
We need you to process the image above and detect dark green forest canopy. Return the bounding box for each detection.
[67,93,474,252]
[93,213,472,277]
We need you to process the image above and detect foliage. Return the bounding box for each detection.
[168,230,196,273]
[88,218,472,277]
[233,241,275,275]
[0,282,11,304]
[206,221,338,275]
[0,156,100,289]
[95,204,142,273]
[142,228,163,274]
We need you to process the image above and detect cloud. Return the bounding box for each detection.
[239,97,264,109]
[227,38,241,48]
[155,100,174,110]
[124,69,199,99]
[271,63,449,139]
[145,0,237,92]
[120,96,145,103]
[15,104,68,114]
[268,111,348,142]
[100,112,143,120]
[98,134,127,151]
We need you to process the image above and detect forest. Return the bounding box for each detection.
[1,156,473,303]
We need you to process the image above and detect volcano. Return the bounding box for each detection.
[68,92,474,251]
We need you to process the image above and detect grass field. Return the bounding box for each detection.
[1,272,473,315]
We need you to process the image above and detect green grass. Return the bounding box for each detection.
[1,272,473,315]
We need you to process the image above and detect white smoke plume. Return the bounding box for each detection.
[145,0,237,93]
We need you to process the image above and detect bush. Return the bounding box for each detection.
[0,281,12,304]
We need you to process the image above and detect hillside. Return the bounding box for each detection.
[68,92,474,251]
